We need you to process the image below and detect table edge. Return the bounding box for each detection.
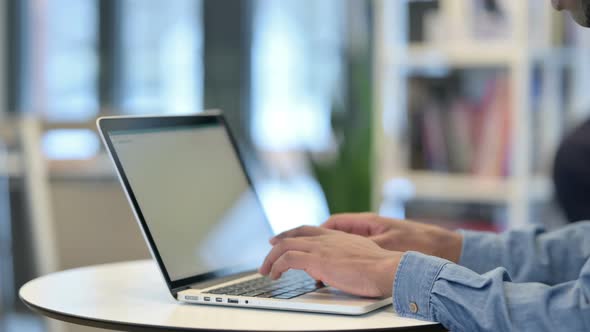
[19,261,446,332]
[20,294,445,332]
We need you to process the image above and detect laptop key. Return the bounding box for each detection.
[270,290,290,296]
[273,292,303,299]
[292,288,312,294]
[242,290,266,297]
[205,271,318,298]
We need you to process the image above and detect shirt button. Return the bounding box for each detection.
[409,302,419,313]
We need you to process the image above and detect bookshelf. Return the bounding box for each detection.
[372,0,590,229]
[382,171,551,204]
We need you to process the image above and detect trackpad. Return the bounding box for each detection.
[299,287,386,305]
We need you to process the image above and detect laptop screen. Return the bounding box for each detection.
[108,123,272,282]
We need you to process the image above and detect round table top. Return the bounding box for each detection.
[19,260,443,332]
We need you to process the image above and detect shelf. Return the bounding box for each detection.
[48,153,116,180]
[385,43,588,70]
[0,152,117,180]
[384,42,519,68]
[382,171,551,204]
[0,150,118,180]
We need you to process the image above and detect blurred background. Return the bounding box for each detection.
[1,0,590,331]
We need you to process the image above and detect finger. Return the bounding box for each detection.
[269,251,320,280]
[370,233,393,249]
[259,238,315,275]
[370,232,408,252]
[322,213,376,236]
[270,225,328,244]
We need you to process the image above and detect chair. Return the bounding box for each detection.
[21,117,149,332]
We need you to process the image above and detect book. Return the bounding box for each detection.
[407,71,512,177]
[472,76,511,177]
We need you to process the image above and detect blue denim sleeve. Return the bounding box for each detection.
[459,221,590,284]
[394,251,590,331]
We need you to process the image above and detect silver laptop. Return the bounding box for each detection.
[97,113,391,315]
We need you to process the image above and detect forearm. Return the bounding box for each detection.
[394,252,590,331]
[459,221,590,284]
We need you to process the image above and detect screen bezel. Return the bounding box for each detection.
[97,114,274,294]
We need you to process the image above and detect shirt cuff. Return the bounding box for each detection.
[458,230,503,274]
[393,251,450,321]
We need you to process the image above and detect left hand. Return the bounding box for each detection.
[270,215,462,263]
[258,227,402,298]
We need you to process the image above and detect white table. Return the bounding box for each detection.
[19,260,444,331]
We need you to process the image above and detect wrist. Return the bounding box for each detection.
[376,251,401,297]
[431,228,463,263]
[444,231,463,263]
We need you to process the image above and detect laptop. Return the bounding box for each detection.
[97,113,391,315]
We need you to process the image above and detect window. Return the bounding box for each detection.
[117,0,203,114]
[12,0,204,159]
[251,0,344,152]
[250,0,346,229]
[24,0,99,121]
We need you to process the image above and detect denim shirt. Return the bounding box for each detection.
[393,221,590,331]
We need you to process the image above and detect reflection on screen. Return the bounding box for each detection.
[109,124,273,281]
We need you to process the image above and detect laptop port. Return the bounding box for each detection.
[216,297,223,303]
[204,297,211,302]
[228,298,239,304]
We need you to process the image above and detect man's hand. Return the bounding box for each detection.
[271,213,463,263]
[259,229,402,298]
[322,213,463,263]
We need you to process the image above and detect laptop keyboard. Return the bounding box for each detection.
[203,270,325,300]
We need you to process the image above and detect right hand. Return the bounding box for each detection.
[322,213,463,263]
[261,229,402,298]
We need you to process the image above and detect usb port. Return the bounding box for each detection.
[228,298,239,304]
[204,297,211,302]
[215,297,223,303]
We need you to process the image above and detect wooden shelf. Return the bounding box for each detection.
[0,151,117,180]
[0,152,117,179]
[382,171,551,204]
[48,153,116,180]
[384,42,519,69]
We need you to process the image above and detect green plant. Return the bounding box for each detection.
[310,38,373,214]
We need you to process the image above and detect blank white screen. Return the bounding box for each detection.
[110,124,272,281]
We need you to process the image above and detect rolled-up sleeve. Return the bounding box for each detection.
[393,252,590,331]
